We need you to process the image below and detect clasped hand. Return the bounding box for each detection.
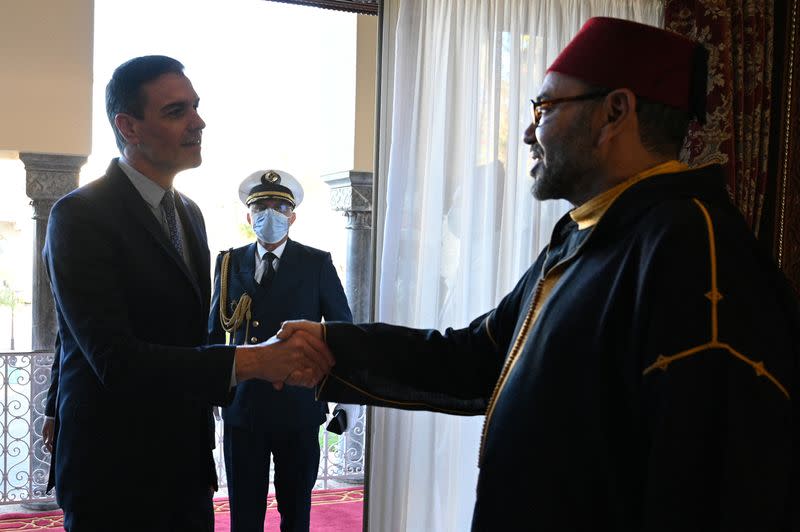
[235,320,329,390]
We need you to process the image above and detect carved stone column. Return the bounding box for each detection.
[322,170,373,481]
[20,152,85,506]
[322,170,374,322]
[20,153,85,350]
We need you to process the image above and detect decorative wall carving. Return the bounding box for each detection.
[345,211,372,231]
[324,171,374,214]
[20,153,86,201]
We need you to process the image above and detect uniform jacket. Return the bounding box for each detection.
[209,240,352,431]
[317,164,799,531]
[43,159,235,511]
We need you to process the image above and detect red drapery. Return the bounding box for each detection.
[665,1,774,236]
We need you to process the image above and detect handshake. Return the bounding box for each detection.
[233,320,332,390]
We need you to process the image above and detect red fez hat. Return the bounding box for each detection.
[547,17,708,123]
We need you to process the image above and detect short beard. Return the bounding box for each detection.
[530,108,596,203]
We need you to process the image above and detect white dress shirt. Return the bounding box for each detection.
[118,158,193,270]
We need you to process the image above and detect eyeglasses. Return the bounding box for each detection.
[251,200,293,215]
[530,91,611,126]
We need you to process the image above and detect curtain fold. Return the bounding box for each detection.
[370,1,663,530]
[665,0,774,235]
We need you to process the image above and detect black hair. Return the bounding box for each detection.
[105,55,185,152]
[582,83,692,159]
[635,97,691,158]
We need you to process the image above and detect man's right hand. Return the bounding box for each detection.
[234,326,334,389]
[276,320,324,342]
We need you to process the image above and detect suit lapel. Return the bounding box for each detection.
[108,160,202,304]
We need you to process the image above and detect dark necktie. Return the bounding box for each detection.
[261,252,277,288]
[161,190,184,257]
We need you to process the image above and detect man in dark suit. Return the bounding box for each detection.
[42,55,333,532]
[209,169,352,532]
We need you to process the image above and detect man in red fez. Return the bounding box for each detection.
[279,17,799,531]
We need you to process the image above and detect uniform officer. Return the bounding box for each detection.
[209,169,352,532]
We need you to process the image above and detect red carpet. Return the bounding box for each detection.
[0,487,363,531]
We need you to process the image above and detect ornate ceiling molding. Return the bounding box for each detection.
[265,0,378,15]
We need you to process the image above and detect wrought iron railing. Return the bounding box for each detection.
[316,404,366,489]
[0,351,54,504]
[0,351,364,506]
[212,405,366,490]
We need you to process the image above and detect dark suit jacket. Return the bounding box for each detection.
[43,159,235,512]
[208,240,352,431]
[45,335,59,419]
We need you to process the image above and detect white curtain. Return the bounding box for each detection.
[370,1,664,530]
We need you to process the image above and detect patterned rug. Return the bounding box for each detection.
[0,487,364,531]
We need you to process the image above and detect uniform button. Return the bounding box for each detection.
[250,337,258,343]
[252,320,260,327]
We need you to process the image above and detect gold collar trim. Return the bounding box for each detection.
[246,190,296,207]
[570,160,690,230]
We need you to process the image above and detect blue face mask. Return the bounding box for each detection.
[252,209,290,244]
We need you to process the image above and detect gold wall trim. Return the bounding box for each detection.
[778,0,798,267]
[774,0,800,295]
